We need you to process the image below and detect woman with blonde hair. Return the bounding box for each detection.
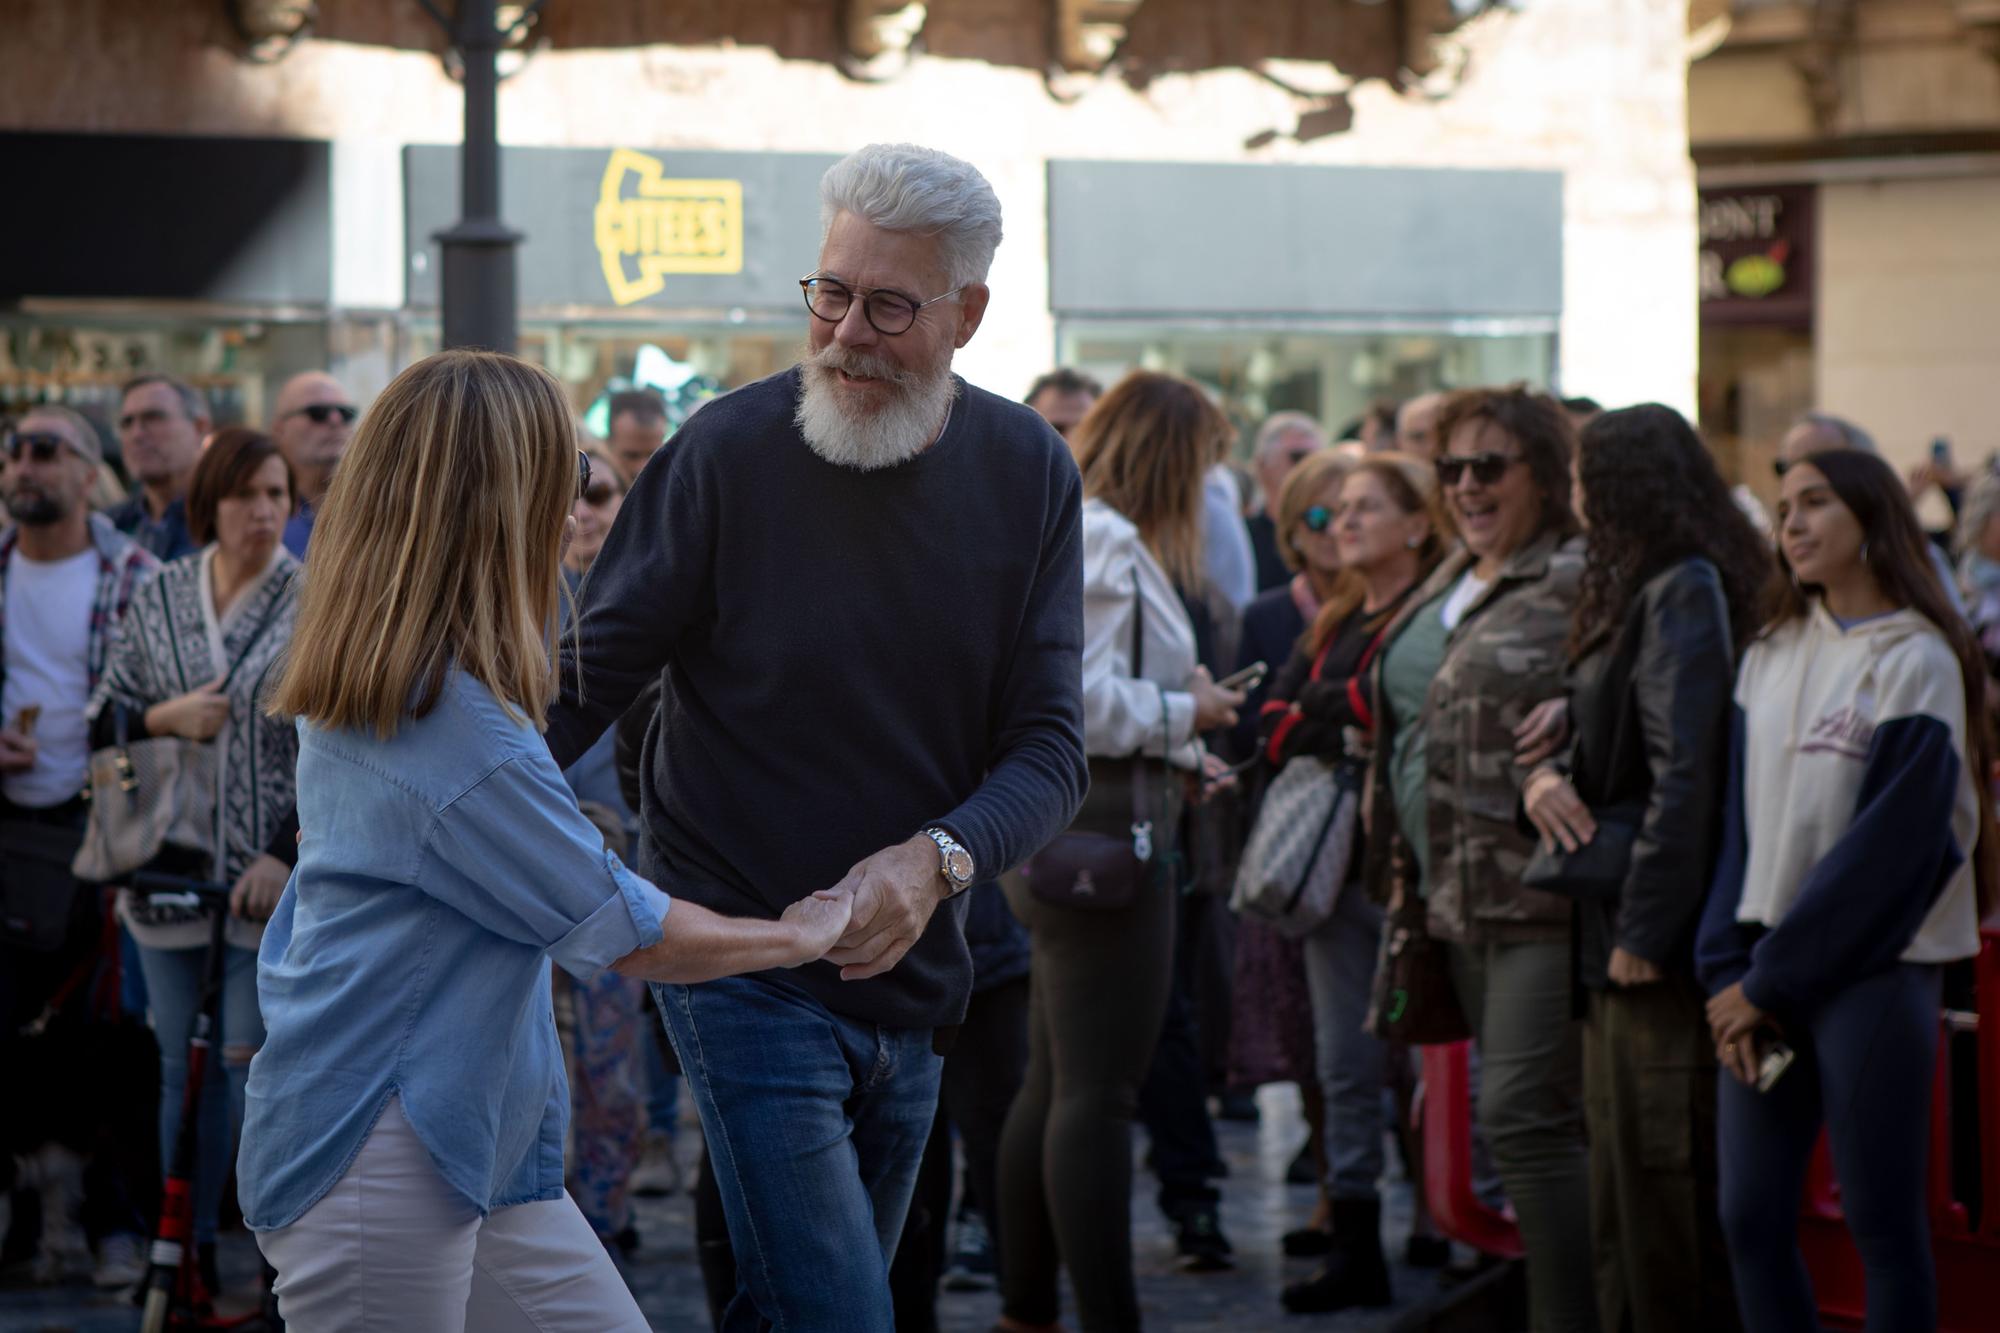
[1225,445,1353,1246]
[996,370,1245,1333]
[236,350,854,1333]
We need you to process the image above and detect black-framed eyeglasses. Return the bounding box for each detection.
[283,403,358,426]
[1303,505,1334,534]
[799,274,963,336]
[575,449,593,501]
[3,431,71,464]
[1436,452,1521,487]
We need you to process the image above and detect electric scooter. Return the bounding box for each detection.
[129,872,281,1333]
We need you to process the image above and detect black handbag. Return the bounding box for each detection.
[1366,887,1471,1045]
[0,818,88,952]
[1023,586,1163,911]
[1521,802,1646,900]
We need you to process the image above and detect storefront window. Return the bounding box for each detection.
[0,310,333,468]
[1057,321,1557,449]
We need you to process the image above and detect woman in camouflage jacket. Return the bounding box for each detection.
[1361,387,1597,1333]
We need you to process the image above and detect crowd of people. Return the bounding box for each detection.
[0,140,1990,1333]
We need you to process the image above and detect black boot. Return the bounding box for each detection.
[1280,1197,1391,1314]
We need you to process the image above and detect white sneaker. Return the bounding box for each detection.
[27,1144,92,1284]
[629,1131,682,1197]
[93,1231,146,1289]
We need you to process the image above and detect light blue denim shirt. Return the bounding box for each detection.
[238,671,672,1231]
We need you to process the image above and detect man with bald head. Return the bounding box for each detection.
[271,371,358,556]
[1395,391,1446,462]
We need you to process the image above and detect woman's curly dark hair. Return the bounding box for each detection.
[1570,404,1773,660]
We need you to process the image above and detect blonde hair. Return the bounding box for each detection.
[1275,447,1358,573]
[1070,371,1231,587]
[269,350,578,736]
[1308,452,1452,652]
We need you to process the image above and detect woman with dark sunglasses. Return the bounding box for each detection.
[1360,385,1598,1332]
[1225,445,1353,1251]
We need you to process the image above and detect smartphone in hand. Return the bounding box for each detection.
[1215,661,1266,692]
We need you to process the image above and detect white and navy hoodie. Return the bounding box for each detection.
[1696,601,1983,1019]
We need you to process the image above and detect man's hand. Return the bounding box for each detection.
[228,853,291,922]
[1607,946,1663,988]
[0,730,37,774]
[1705,981,1768,1050]
[825,835,949,982]
[1514,698,1569,768]
[780,889,854,966]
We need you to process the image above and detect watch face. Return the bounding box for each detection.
[946,848,974,883]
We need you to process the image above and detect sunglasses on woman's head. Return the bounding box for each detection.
[3,432,69,464]
[1435,452,1520,487]
[576,449,592,501]
[1303,505,1335,534]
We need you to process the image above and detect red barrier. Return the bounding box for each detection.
[1418,928,2000,1327]
[1419,1040,1523,1259]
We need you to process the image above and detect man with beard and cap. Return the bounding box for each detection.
[547,143,1087,1329]
[0,405,156,1285]
[269,371,358,556]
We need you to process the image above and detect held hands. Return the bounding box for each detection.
[1188,667,1245,732]
[1522,767,1596,853]
[1514,698,1570,768]
[780,889,855,967]
[148,678,230,741]
[0,729,37,774]
[1706,981,1770,1086]
[825,835,949,982]
[228,853,290,922]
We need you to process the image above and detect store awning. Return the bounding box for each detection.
[1048,159,1564,321]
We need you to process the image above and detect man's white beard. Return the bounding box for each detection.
[795,345,958,472]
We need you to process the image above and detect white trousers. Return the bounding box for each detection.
[256,1097,649,1333]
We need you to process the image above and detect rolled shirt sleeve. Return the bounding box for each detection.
[420,751,673,982]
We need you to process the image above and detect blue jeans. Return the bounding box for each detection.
[137,940,264,1246]
[638,993,681,1137]
[1303,883,1387,1201]
[1718,963,1941,1333]
[654,974,942,1332]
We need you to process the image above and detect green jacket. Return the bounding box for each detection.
[1363,529,1584,943]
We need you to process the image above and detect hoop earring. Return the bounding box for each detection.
[1861,540,1870,565]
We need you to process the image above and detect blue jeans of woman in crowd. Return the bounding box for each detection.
[1718,963,1942,1333]
[137,941,265,1246]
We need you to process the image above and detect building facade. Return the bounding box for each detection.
[2,0,1697,454]
[1690,0,2000,494]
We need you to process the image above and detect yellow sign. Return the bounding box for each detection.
[593,149,744,306]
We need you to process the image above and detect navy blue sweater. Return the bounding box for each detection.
[547,368,1087,1030]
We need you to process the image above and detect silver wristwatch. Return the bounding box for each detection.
[922,827,975,894]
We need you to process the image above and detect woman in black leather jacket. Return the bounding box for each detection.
[1520,404,1769,1333]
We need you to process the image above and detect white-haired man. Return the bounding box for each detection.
[1246,412,1327,591]
[547,144,1087,1327]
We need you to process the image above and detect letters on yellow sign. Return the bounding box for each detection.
[593,149,745,306]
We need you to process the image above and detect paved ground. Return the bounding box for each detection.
[0,1086,1463,1332]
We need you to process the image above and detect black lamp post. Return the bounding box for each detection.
[419,0,541,353]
